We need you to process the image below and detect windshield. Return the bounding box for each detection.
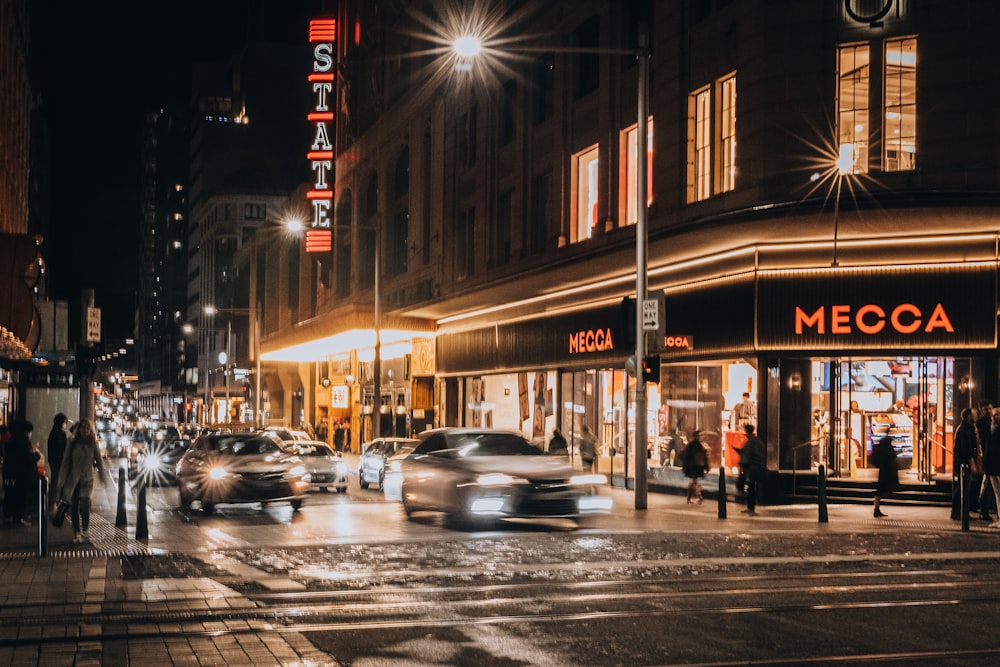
[446,432,542,457]
[212,435,282,456]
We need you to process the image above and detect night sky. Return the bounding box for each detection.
[35,1,321,343]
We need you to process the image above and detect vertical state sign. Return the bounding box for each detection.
[307,18,336,253]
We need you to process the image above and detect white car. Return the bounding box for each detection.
[287,441,349,493]
[358,437,419,491]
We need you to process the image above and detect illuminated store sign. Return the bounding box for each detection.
[306,18,336,253]
[569,328,615,354]
[794,303,954,335]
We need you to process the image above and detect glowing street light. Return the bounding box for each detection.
[452,25,652,509]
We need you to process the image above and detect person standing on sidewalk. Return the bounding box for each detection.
[46,414,68,510]
[985,409,1000,528]
[682,431,709,504]
[739,424,766,515]
[951,407,980,521]
[977,400,995,520]
[871,435,898,518]
[1,420,40,526]
[54,418,106,543]
[579,425,597,473]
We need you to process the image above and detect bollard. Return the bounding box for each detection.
[116,467,128,528]
[37,477,48,557]
[136,481,148,539]
[717,466,727,519]
[961,463,970,532]
[817,464,828,523]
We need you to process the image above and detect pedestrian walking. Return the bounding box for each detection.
[53,418,107,543]
[870,435,898,518]
[951,407,980,521]
[739,423,766,515]
[977,400,995,520]
[986,408,1000,529]
[548,428,568,456]
[579,425,597,473]
[682,430,709,504]
[1,419,40,526]
[47,414,69,509]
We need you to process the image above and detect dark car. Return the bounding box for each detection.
[399,428,612,528]
[176,432,310,514]
[358,437,419,491]
[127,424,181,466]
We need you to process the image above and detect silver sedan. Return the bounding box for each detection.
[286,441,349,493]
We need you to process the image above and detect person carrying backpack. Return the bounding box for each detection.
[682,430,709,504]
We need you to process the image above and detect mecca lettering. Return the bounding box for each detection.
[795,303,954,335]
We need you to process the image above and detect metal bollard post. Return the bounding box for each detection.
[116,467,128,528]
[38,477,48,557]
[817,464,828,523]
[961,463,970,532]
[136,481,148,539]
[717,466,727,519]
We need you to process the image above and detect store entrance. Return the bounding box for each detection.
[817,356,974,482]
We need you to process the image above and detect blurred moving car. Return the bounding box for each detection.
[131,438,191,486]
[288,441,348,493]
[358,437,419,491]
[127,424,181,466]
[176,432,310,514]
[399,428,612,528]
[381,443,417,501]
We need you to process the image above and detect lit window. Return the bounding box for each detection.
[687,86,712,202]
[719,74,737,193]
[884,37,916,171]
[836,43,870,174]
[622,118,654,226]
[573,146,600,242]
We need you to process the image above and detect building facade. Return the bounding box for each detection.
[256,0,1000,496]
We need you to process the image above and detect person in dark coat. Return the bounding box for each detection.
[47,414,69,505]
[682,431,709,504]
[986,409,1000,529]
[548,428,568,456]
[871,435,898,518]
[1,419,39,526]
[739,424,766,515]
[976,401,995,520]
[952,407,980,521]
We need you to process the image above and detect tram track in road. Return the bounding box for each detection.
[3,561,1000,652]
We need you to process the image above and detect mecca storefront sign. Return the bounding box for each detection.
[756,264,997,350]
[306,18,336,253]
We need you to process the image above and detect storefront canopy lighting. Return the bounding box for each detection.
[260,328,427,363]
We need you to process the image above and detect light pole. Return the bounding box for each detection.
[454,25,651,509]
[205,305,261,425]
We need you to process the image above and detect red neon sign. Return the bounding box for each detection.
[307,18,336,254]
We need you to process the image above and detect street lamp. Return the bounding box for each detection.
[453,26,651,509]
[205,304,261,425]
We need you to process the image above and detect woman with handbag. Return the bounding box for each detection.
[53,418,106,543]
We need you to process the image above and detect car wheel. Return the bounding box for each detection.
[290,499,303,511]
[336,486,347,494]
[401,491,415,517]
[359,477,369,490]
[201,501,215,515]
[377,472,385,491]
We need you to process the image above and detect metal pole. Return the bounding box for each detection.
[255,302,261,427]
[202,315,210,424]
[225,319,232,423]
[633,26,650,510]
[373,224,382,440]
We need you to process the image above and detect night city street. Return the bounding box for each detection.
[3,459,1000,666]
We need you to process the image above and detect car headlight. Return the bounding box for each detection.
[141,454,161,471]
[335,461,348,475]
[571,474,607,485]
[476,473,519,486]
[289,465,306,477]
[209,466,228,480]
